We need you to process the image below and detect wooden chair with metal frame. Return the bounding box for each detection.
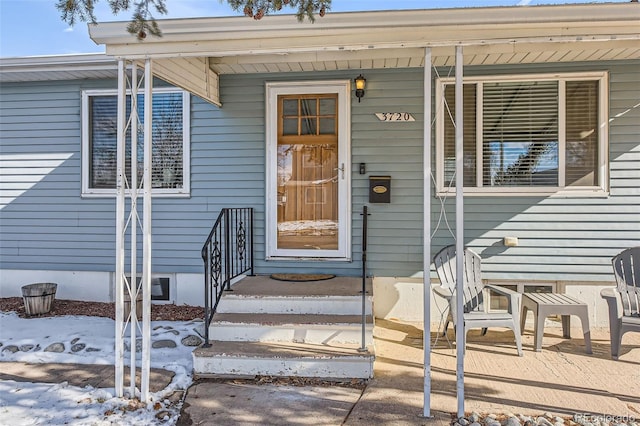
[433,244,523,356]
[601,246,640,360]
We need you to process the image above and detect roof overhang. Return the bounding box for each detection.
[87,3,640,105]
[6,4,635,105]
[0,54,116,83]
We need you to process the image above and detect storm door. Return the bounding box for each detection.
[266,81,351,259]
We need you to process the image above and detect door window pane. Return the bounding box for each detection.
[277,144,338,250]
[277,93,339,251]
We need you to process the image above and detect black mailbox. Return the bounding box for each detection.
[369,176,391,203]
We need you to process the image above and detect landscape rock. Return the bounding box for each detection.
[44,342,65,353]
[71,343,86,352]
[181,335,203,347]
[152,339,177,349]
[19,344,34,352]
[2,345,19,353]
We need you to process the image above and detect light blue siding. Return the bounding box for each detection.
[1,60,638,283]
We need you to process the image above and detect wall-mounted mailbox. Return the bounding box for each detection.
[369,176,391,203]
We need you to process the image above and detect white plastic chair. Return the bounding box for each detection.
[601,246,640,359]
[433,244,523,356]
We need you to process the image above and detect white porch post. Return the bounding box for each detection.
[454,45,465,419]
[422,46,432,419]
[114,59,153,402]
[141,58,153,402]
[129,62,138,399]
[115,59,126,398]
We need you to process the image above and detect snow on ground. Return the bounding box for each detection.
[0,312,198,425]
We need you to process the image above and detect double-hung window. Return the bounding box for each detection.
[82,88,190,196]
[436,72,608,196]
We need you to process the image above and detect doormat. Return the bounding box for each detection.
[270,273,336,282]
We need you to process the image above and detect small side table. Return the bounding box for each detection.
[521,293,592,354]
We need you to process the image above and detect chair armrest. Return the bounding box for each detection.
[432,285,453,300]
[485,284,518,297]
[485,285,522,315]
[600,287,622,320]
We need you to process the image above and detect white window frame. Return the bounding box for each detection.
[81,88,191,197]
[436,71,609,197]
[265,80,352,260]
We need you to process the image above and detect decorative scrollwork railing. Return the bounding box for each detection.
[201,208,254,346]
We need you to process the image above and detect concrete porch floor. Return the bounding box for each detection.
[229,274,372,296]
[345,319,640,424]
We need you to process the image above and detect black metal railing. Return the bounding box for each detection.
[201,207,254,347]
[359,205,370,352]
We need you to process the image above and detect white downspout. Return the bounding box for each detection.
[422,46,432,419]
[454,45,465,419]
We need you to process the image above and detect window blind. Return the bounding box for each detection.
[482,81,559,187]
[565,81,599,187]
[88,92,184,190]
[443,84,477,187]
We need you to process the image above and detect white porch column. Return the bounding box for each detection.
[115,59,126,398]
[129,62,138,399]
[113,59,153,402]
[141,58,153,402]
[454,45,465,419]
[422,46,432,419]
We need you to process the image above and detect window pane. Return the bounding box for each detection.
[283,118,298,135]
[300,98,317,116]
[443,84,477,187]
[88,92,184,190]
[524,285,553,293]
[89,96,119,188]
[482,81,559,187]
[566,81,598,186]
[283,99,298,116]
[319,118,336,135]
[319,98,336,115]
[151,92,184,189]
[300,118,317,135]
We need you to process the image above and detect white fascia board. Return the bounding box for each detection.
[89,3,640,59]
[0,53,114,71]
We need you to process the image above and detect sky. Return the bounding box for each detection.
[0,311,196,425]
[0,0,623,58]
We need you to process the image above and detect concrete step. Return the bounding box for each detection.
[217,294,373,315]
[209,313,374,345]
[193,340,374,379]
[219,275,373,316]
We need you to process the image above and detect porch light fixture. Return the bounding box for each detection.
[354,74,366,102]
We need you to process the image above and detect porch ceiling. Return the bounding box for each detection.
[88,3,640,103]
[207,41,640,74]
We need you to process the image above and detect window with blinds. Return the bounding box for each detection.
[438,72,607,195]
[82,89,189,196]
[482,81,559,187]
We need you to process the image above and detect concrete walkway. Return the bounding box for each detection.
[180,320,639,425]
[1,319,638,425]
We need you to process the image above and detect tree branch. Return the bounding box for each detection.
[56,0,331,40]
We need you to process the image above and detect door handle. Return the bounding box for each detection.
[334,163,345,179]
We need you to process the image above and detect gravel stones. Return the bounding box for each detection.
[453,413,638,426]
